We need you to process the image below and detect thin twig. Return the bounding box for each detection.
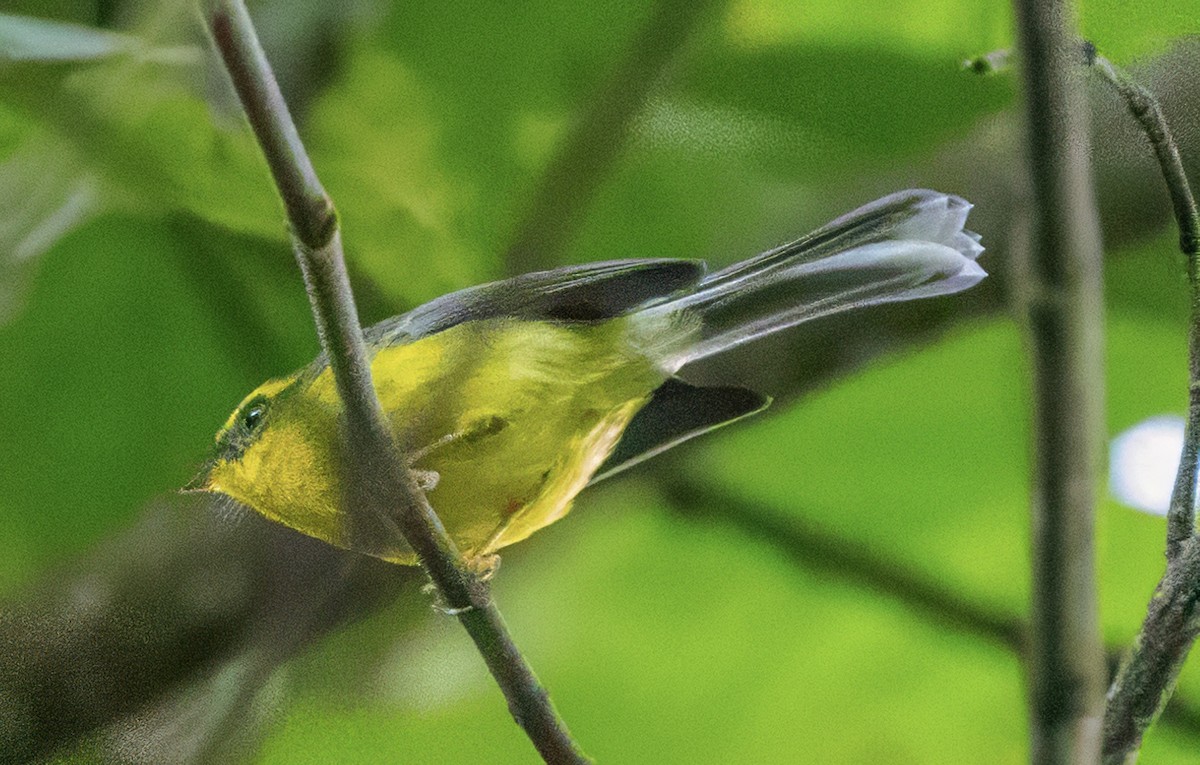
[1090,53,1200,559]
[1090,52,1200,764]
[206,3,589,762]
[1089,54,1200,262]
[1013,1,1107,762]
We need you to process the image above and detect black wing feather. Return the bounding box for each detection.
[590,378,770,483]
[365,259,706,347]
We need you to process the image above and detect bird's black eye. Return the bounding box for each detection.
[241,403,265,432]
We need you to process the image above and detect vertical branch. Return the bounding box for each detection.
[207,3,590,762]
[1012,1,1107,762]
[1091,52,1200,764]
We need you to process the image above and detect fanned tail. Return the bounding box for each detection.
[638,189,985,372]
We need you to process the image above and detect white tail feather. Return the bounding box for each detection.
[636,190,986,372]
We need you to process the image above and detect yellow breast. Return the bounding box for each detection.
[295,316,674,562]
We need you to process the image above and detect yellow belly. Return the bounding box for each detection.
[360,316,671,562]
[215,313,686,564]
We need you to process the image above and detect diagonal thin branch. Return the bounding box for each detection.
[502,0,722,275]
[206,3,589,762]
[663,478,1027,650]
[661,478,1200,743]
[1012,1,1107,761]
[1090,51,1200,764]
[1104,545,1200,764]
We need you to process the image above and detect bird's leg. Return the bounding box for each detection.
[422,554,501,615]
[409,468,441,492]
[405,414,510,494]
[407,415,509,464]
[406,432,460,464]
[465,553,501,582]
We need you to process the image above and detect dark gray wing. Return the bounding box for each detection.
[365,259,706,347]
[590,377,770,483]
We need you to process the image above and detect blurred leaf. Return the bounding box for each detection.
[1079,0,1200,61]
[371,2,664,270]
[694,319,1031,613]
[28,60,281,238]
[722,0,1013,56]
[565,41,1013,280]
[665,46,1014,179]
[305,46,487,308]
[0,13,130,321]
[0,212,309,568]
[0,132,104,322]
[0,13,284,307]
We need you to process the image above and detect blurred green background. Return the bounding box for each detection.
[2,0,1199,762]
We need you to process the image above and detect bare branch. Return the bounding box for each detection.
[1089,51,1200,764]
[207,2,589,761]
[1012,0,1107,761]
[1091,52,1200,560]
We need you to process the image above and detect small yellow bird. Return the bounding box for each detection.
[188,190,984,564]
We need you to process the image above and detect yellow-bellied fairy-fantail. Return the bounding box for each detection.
[188,190,984,564]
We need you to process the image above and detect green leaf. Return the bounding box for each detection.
[0,14,284,260]
[0,212,311,568]
[0,131,104,323]
[305,46,488,308]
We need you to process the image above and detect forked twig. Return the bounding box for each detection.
[1090,48,1200,765]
